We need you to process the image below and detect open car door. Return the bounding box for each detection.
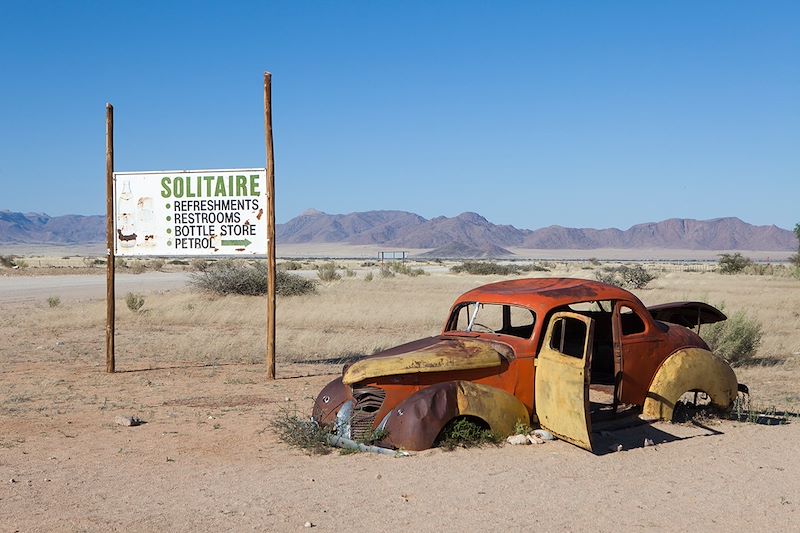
[534,312,595,451]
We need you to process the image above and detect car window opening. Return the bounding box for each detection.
[449,302,536,339]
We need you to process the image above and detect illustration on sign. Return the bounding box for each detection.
[113,169,268,256]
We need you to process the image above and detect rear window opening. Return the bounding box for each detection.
[447,303,536,339]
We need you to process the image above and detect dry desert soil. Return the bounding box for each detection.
[1,261,799,532]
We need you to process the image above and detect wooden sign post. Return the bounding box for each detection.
[105,103,115,373]
[264,72,277,380]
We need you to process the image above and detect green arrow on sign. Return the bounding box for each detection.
[221,239,252,247]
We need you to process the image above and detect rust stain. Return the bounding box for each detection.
[116,229,137,242]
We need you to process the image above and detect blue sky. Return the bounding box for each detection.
[1,1,797,230]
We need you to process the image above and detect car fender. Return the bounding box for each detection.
[642,347,738,421]
[381,381,529,451]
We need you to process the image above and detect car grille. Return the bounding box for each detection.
[351,386,386,440]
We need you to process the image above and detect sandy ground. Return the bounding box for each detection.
[1,268,799,531]
[1,361,798,532]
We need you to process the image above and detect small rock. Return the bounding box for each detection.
[376,474,382,479]
[527,435,545,445]
[9,478,16,483]
[114,415,143,427]
[644,438,655,447]
[506,434,530,445]
[304,521,313,528]
[285,397,291,402]
[532,429,555,441]
[609,444,623,452]
[208,415,215,420]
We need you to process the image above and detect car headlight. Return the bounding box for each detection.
[335,400,353,439]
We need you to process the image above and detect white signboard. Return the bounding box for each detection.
[113,169,267,256]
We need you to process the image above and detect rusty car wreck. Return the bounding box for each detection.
[312,278,741,452]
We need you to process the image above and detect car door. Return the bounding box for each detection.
[534,312,595,451]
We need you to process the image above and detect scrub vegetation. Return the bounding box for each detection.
[594,264,656,289]
[436,417,500,450]
[190,259,316,296]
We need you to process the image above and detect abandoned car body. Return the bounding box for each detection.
[312,278,740,452]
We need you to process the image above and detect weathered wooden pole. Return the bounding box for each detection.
[105,103,116,373]
[264,72,276,380]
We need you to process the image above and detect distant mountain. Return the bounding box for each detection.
[523,218,796,250]
[416,241,514,259]
[1,208,796,254]
[277,210,797,252]
[0,211,104,244]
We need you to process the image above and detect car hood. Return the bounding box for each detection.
[341,336,512,386]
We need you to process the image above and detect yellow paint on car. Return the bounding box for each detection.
[642,347,738,421]
[342,339,503,385]
[454,381,530,437]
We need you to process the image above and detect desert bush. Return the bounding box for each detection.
[190,259,316,296]
[379,265,395,278]
[436,417,499,450]
[129,261,147,274]
[361,261,378,267]
[13,258,28,268]
[594,265,656,289]
[718,253,752,274]
[270,406,332,455]
[190,259,209,272]
[125,292,145,312]
[364,271,374,282]
[168,259,189,265]
[114,258,128,268]
[388,262,426,277]
[517,263,550,272]
[700,308,763,365]
[47,296,61,308]
[316,262,341,282]
[148,259,166,271]
[0,255,17,268]
[450,261,518,276]
[278,261,303,271]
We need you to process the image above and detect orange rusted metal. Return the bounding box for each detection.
[312,277,739,453]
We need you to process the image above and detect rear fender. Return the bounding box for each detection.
[382,381,529,451]
[642,348,738,421]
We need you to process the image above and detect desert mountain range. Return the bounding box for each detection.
[1,209,796,255]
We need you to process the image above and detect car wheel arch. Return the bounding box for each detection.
[642,347,738,421]
[381,380,529,451]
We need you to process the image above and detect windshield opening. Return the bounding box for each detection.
[447,302,536,339]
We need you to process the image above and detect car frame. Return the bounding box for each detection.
[312,277,740,452]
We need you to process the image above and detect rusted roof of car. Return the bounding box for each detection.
[454,277,636,309]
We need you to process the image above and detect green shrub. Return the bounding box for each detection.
[364,272,374,282]
[718,253,752,274]
[114,257,128,269]
[594,265,656,289]
[47,296,61,308]
[316,262,341,282]
[270,406,332,455]
[190,259,316,296]
[450,261,518,275]
[148,259,166,271]
[436,417,500,450]
[129,261,147,274]
[0,255,16,268]
[344,268,356,277]
[701,308,763,365]
[168,259,189,265]
[125,292,145,312]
